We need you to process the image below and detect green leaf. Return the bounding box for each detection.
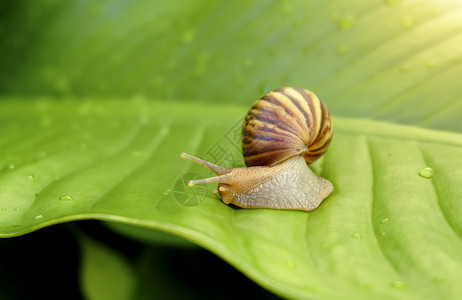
[1,99,461,299]
[79,234,136,300]
[131,248,199,300]
[2,0,462,299]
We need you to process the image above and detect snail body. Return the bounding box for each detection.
[181,87,333,212]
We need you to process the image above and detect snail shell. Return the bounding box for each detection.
[181,87,333,211]
[242,87,332,167]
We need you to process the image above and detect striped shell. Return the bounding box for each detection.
[242,87,332,167]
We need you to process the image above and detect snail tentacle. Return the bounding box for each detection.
[180,152,230,175]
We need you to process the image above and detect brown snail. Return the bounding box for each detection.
[181,87,333,211]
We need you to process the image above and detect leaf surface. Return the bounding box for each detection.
[1,99,461,299]
[80,234,136,300]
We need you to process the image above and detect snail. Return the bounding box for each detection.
[181,87,333,211]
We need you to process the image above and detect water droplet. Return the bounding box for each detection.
[390,280,407,290]
[14,207,22,212]
[1,208,7,212]
[337,44,348,55]
[59,195,73,201]
[35,215,43,220]
[381,218,390,224]
[27,174,35,179]
[7,225,21,229]
[339,16,356,30]
[398,64,410,73]
[401,16,414,29]
[351,232,363,239]
[432,277,445,285]
[418,167,435,179]
[381,232,387,236]
[285,260,296,269]
[8,164,15,170]
[385,0,400,6]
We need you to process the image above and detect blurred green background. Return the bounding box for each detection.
[1,0,462,299]
[2,0,461,133]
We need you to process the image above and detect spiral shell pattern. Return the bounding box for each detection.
[242,87,332,167]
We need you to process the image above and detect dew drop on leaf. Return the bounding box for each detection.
[14,207,22,212]
[35,214,43,220]
[7,225,21,229]
[27,174,35,179]
[59,195,73,201]
[381,218,390,224]
[351,232,363,239]
[390,280,407,290]
[1,208,7,212]
[418,167,435,179]
[285,260,296,269]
